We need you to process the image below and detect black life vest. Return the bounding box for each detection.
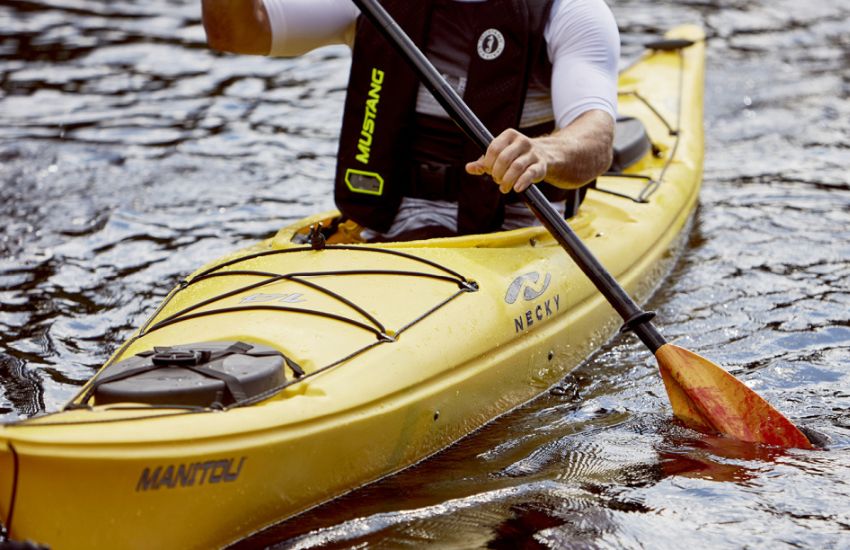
[334,0,567,234]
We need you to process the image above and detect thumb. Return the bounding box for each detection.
[465,157,487,175]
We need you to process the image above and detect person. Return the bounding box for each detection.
[201,0,619,240]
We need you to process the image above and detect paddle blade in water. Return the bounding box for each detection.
[655,344,813,449]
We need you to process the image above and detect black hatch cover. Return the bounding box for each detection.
[93,341,286,407]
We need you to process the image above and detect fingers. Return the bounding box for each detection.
[464,129,547,193]
[512,161,547,192]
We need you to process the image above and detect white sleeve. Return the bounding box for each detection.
[263,0,359,57]
[545,0,620,128]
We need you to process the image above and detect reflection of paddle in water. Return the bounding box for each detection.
[655,423,832,483]
[657,438,780,483]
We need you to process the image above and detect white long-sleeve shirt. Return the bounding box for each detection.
[263,0,619,127]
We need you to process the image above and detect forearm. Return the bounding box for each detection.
[466,109,615,193]
[536,109,614,189]
[201,0,271,55]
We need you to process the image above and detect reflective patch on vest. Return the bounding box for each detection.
[477,29,505,60]
[345,168,385,196]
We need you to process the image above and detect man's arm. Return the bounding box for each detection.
[465,110,614,193]
[466,0,618,193]
[201,0,271,55]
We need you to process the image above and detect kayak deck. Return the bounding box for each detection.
[0,26,705,550]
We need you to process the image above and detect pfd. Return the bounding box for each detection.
[335,0,571,235]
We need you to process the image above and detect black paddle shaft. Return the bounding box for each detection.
[351,0,667,353]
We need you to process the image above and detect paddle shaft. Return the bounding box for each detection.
[352,0,667,353]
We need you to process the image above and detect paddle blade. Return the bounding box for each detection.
[655,344,813,449]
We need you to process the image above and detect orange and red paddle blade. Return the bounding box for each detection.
[655,344,813,449]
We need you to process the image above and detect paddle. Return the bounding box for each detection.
[350,0,813,449]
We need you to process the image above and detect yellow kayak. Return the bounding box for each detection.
[0,26,704,549]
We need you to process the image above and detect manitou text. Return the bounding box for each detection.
[136,457,246,491]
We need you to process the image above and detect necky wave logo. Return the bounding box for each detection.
[506,271,560,333]
[505,272,552,304]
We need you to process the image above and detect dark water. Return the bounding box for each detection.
[1,0,848,548]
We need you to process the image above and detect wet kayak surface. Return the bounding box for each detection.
[1,0,848,548]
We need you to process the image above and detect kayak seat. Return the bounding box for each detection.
[91,341,289,407]
[609,116,653,172]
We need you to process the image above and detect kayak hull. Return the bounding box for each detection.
[0,26,704,549]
